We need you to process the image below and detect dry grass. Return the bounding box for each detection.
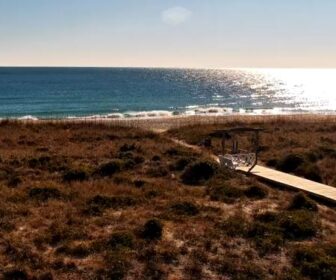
[0,119,335,279]
[167,115,336,186]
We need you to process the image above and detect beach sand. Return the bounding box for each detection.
[13,113,336,131]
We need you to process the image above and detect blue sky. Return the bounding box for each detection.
[1,0,336,67]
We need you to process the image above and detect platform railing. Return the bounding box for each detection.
[219,153,256,170]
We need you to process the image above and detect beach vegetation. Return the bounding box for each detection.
[244,185,268,199]
[181,160,216,185]
[141,219,163,240]
[0,119,335,279]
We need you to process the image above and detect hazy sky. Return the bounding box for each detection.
[1,0,336,68]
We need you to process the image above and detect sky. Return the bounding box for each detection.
[1,0,336,68]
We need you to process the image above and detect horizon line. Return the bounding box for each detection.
[1,65,336,70]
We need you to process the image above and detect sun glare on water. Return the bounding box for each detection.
[247,68,336,111]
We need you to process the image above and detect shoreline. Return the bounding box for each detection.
[2,113,336,131]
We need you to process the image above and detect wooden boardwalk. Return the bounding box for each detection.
[171,138,336,203]
[238,165,336,203]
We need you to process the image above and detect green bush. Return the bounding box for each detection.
[170,201,200,216]
[141,219,163,241]
[244,185,268,200]
[181,161,216,185]
[288,193,318,212]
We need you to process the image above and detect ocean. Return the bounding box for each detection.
[0,67,335,120]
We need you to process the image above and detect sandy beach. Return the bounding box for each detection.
[9,113,336,131]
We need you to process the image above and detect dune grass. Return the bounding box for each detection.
[0,119,335,279]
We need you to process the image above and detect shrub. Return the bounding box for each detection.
[95,160,123,177]
[220,214,248,237]
[292,246,336,280]
[85,195,136,214]
[165,147,180,156]
[248,216,284,255]
[143,261,166,280]
[119,143,136,152]
[38,272,54,280]
[277,154,304,173]
[170,202,200,216]
[145,190,160,199]
[146,165,169,178]
[181,161,216,185]
[199,137,212,147]
[134,179,145,188]
[38,223,84,247]
[152,155,161,162]
[3,269,28,280]
[101,252,131,280]
[213,257,265,279]
[28,156,51,169]
[56,244,91,258]
[169,157,193,171]
[0,217,15,232]
[279,210,318,241]
[27,156,66,172]
[266,159,278,168]
[63,169,88,182]
[7,174,22,188]
[28,187,62,202]
[117,152,144,168]
[141,219,163,241]
[254,233,284,256]
[108,232,134,250]
[209,183,244,204]
[244,185,268,200]
[288,193,318,212]
[297,164,323,183]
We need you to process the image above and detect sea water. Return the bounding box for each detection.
[0,67,335,119]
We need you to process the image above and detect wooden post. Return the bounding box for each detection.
[248,130,259,173]
[221,136,225,155]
